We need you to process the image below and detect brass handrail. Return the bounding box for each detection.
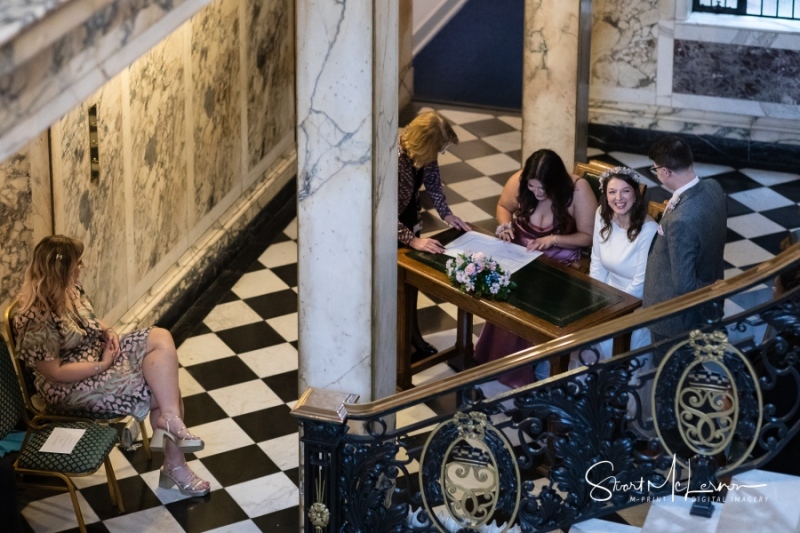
[346,242,800,417]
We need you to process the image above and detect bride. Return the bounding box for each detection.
[571,166,658,368]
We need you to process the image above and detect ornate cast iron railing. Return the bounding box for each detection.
[293,242,800,532]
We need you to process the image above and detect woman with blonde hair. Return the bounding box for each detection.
[13,235,209,497]
[398,110,470,358]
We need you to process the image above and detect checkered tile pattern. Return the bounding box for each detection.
[16,104,798,532]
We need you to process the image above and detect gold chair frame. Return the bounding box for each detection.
[1,335,124,532]
[4,300,151,459]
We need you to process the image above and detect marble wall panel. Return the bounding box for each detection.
[246,0,294,170]
[0,0,212,164]
[0,133,51,311]
[191,0,241,221]
[673,40,800,105]
[129,29,188,283]
[51,75,127,318]
[590,0,660,92]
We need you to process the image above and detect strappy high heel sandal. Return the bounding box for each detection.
[158,462,210,497]
[150,414,204,453]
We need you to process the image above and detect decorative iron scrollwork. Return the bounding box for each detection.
[419,411,520,532]
[653,330,762,474]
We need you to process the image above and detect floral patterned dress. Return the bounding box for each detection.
[13,285,152,421]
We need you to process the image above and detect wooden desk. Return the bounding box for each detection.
[397,240,641,390]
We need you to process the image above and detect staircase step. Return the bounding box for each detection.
[715,469,800,533]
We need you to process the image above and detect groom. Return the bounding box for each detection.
[642,136,727,349]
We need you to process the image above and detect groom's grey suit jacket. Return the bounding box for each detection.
[642,178,727,338]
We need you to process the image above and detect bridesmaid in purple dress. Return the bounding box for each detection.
[474,149,597,387]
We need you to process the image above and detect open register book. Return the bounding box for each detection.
[443,231,542,275]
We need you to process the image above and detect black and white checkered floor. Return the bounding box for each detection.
[16,104,800,532]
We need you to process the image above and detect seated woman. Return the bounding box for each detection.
[13,236,209,497]
[571,166,658,368]
[475,149,597,387]
[398,110,470,358]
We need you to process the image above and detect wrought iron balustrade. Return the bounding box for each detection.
[293,242,800,533]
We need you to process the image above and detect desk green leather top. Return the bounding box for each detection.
[406,229,623,328]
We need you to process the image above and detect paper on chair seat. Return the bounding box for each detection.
[39,427,86,454]
[444,231,542,275]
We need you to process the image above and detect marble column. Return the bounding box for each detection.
[399,0,414,110]
[296,1,398,403]
[522,0,591,169]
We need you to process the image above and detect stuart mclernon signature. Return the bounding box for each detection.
[585,455,768,503]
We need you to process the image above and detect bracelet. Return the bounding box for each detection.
[94,361,101,374]
[495,222,513,237]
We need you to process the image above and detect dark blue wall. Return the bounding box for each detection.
[413,0,524,110]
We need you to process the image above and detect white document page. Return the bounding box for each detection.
[443,231,542,275]
[39,427,86,454]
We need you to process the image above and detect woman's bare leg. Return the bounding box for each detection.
[143,328,183,422]
[145,328,208,490]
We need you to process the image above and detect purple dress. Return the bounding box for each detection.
[473,218,580,388]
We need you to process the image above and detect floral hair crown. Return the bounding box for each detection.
[598,166,640,192]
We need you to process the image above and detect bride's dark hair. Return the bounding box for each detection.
[598,171,646,242]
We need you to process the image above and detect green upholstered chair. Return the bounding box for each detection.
[0,337,123,532]
[4,300,151,458]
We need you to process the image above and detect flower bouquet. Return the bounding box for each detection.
[445,251,515,301]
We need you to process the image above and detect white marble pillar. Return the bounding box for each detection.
[522,0,591,169]
[296,1,398,403]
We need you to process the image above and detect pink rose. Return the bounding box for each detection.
[464,263,476,276]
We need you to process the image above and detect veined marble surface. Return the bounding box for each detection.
[246,0,294,170]
[0,0,211,164]
[0,132,51,311]
[373,1,399,401]
[398,0,414,110]
[591,0,659,92]
[522,0,580,168]
[589,99,800,144]
[675,20,800,51]
[191,0,241,222]
[0,0,73,47]
[128,28,188,284]
[51,74,127,319]
[296,1,396,402]
[673,40,800,105]
[117,146,295,332]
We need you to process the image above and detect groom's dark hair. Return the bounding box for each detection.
[648,136,694,172]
